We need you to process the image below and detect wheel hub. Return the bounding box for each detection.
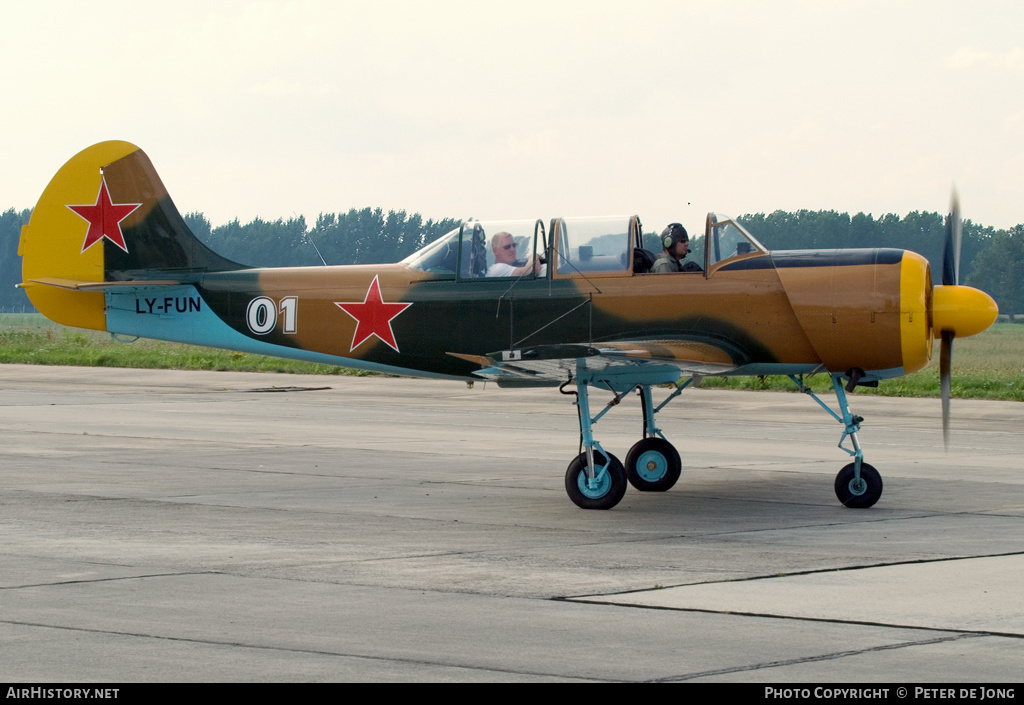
[636,450,667,482]
[578,468,611,498]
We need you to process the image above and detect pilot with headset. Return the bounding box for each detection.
[652,223,702,273]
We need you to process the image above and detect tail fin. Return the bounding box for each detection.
[19,141,243,330]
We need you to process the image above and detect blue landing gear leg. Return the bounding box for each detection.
[790,373,883,508]
[624,385,682,492]
[563,377,627,509]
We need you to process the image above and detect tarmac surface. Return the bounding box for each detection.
[1,363,1022,682]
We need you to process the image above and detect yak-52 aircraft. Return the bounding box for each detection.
[19,141,998,510]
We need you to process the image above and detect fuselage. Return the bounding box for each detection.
[100,244,930,383]
[22,141,995,386]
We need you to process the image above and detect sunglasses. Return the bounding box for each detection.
[501,243,517,250]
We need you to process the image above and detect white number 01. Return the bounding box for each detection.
[246,296,298,335]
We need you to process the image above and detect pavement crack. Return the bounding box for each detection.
[1,572,221,590]
[0,618,616,682]
[561,549,1024,598]
[554,600,1024,641]
[654,633,982,681]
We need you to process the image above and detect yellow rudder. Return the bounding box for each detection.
[19,141,141,331]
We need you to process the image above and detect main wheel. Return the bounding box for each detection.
[835,462,883,508]
[565,451,627,510]
[624,437,681,492]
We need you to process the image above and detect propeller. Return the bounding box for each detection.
[942,190,962,288]
[940,191,960,447]
[931,190,997,448]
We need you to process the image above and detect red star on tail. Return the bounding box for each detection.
[335,275,412,352]
[67,177,141,253]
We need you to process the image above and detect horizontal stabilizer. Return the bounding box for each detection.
[23,277,182,292]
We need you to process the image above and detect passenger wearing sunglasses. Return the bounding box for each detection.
[487,231,542,277]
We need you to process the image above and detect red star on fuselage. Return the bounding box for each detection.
[335,275,412,353]
[67,177,141,253]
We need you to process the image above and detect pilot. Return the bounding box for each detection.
[487,232,542,277]
[652,223,702,273]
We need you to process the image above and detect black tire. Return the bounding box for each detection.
[624,437,681,492]
[835,462,883,508]
[565,451,627,510]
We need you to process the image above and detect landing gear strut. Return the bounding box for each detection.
[791,372,883,508]
[562,374,627,509]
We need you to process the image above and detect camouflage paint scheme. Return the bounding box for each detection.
[19,142,951,385]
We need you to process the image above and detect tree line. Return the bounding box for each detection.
[2,206,1023,318]
[182,208,460,268]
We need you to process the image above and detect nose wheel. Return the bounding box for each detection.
[835,462,883,508]
[625,437,681,492]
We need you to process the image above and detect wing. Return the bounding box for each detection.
[448,339,739,388]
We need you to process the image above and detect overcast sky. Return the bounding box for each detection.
[4,0,1023,239]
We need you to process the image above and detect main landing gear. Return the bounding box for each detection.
[559,366,884,510]
[789,372,883,508]
[560,366,690,510]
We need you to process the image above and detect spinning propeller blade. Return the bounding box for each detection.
[940,191,960,446]
[940,329,953,448]
[942,190,962,287]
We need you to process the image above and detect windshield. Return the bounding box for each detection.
[705,213,768,268]
[401,227,460,274]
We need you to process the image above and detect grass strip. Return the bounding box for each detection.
[1,314,1021,399]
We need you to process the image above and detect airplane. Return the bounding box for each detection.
[18,141,999,510]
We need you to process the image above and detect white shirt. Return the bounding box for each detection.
[486,262,517,277]
[486,262,547,277]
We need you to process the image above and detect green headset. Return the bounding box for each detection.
[661,223,688,250]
